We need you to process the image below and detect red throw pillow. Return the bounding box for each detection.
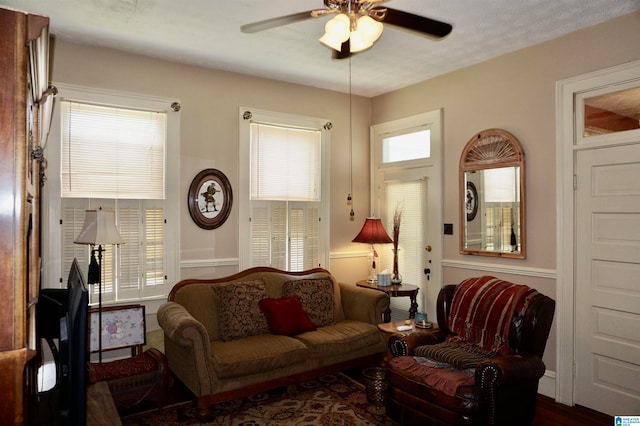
[258,296,317,336]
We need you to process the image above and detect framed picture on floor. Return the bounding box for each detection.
[89,304,146,353]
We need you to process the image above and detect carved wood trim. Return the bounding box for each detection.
[460,128,524,171]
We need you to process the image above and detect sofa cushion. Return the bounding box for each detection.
[213,280,269,341]
[388,356,475,398]
[282,278,334,327]
[258,296,317,336]
[211,334,308,379]
[294,320,382,359]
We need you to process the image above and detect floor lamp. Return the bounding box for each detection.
[352,217,392,283]
[74,208,124,362]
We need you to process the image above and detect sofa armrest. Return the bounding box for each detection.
[339,283,390,324]
[157,302,217,395]
[388,329,448,356]
[476,353,546,388]
[158,302,210,348]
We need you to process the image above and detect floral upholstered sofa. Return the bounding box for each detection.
[157,267,389,421]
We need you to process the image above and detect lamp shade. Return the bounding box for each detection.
[74,209,124,245]
[352,217,393,244]
[357,15,383,45]
[348,29,372,53]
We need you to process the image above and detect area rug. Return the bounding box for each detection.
[122,373,388,426]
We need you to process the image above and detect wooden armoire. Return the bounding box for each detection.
[0,7,52,425]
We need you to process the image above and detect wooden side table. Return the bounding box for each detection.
[356,280,419,323]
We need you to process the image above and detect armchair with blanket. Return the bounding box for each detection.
[386,276,555,426]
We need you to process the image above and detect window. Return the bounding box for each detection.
[250,123,321,201]
[43,84,179,303]
[382,129,431,163]
[60,101,166,199]
[239,108,330,271]
[483,167,520,251]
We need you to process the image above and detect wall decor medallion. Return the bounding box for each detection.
[465,181,478,221]
[188,168,233,229]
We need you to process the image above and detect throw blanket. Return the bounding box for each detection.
[448,276,537,354]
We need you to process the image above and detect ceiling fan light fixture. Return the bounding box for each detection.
[320,32,346,51]
[242,3,452,58]
[348,29,373,52]
[320,13,351,51]
[357,15,383,44]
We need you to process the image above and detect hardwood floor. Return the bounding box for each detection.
[533,395,612,426]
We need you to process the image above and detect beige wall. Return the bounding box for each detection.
[50,40,374,285]
[371,11,640,373]
[48,10,640,378]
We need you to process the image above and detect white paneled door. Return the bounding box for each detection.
[575,143,640,415]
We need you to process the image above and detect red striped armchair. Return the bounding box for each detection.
[386,276,555,426]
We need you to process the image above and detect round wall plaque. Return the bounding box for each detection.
[187,168,233,229]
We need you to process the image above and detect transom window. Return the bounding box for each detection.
[382,129,431,163]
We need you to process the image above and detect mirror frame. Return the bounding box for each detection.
[459,128,526,258]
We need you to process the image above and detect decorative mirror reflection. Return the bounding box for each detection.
[460,129,526,258]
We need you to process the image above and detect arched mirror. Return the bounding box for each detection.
[460,128,525,258]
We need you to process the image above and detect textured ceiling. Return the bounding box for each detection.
[2,0,639,97]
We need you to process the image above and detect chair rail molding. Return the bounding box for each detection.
[442,259,556,280]
[180,258,239,269]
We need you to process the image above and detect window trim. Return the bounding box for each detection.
[42,83,180,302]
[238,107,331,270]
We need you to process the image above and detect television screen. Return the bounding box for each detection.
[59,258,89,426]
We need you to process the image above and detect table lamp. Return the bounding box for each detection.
[352,217,393,282]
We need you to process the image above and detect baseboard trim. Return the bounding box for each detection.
[538,370,556,399]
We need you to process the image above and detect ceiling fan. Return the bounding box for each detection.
[241,0,452,59]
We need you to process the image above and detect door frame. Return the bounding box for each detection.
[556,59,640,405]
[370,109,443,315]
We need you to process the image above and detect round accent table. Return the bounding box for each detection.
[356,280,419,323]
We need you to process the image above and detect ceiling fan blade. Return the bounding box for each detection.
[333,39,351,60]
[383,8,452,39]
[241,11,315,33]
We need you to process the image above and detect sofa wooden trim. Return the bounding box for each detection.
[168,266,331,300]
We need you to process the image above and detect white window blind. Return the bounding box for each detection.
[250,123,321,201]
[249,201,320,271]
[144,206,165,290]
[484,167,519,203]
[61,101,166,199]
[271,203,287,269]
[384,179,427,315]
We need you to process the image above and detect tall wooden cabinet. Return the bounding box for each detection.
[0,7,50,425]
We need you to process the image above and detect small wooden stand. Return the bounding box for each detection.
[356,280,419,322]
